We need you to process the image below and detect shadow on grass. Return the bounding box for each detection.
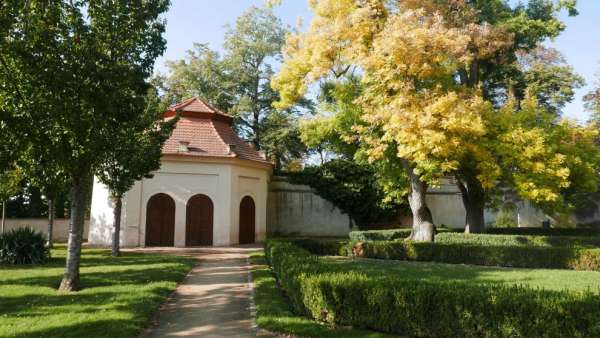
[10,319,141,338]
[0,247,195,338]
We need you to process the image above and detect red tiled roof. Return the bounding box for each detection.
[162,97,269,164]
[164,97,233,124]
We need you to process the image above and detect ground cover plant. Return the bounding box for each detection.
[0,245,195,338]
[265,239,600,337]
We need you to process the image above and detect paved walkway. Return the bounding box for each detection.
[136,246,272,338]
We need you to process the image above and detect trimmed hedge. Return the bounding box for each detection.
[435,233,600,248]
[266,240,600,337]
[351,240,600,271]
[349,227,457,242]
[351,230,600,248]
[486,227,600,236]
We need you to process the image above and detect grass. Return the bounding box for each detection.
[0,245,195,338]
[249,251,398,338]
[325,256,600,293]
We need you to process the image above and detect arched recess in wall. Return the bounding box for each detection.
[145,193,175,246]
[239,195,255,244]
[186,194,214,246]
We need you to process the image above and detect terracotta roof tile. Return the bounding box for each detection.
[162,98,269,164]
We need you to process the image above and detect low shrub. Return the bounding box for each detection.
[486,227,600,236]
[352,240,600,271]
[266,240,600,337]
[0,227,50,265]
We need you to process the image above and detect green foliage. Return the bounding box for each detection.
[0,166,22,202]
[351,240,600,271]
[95,88,177,199]
[435,232,600,248]
[287,159,402,226]
[161,6,308,169]
[0,227,49,264]
[265,239,600,337]
[487,227,600,236]
[249,251,393,338]
[348,228,457,242]
[349,229,413,242]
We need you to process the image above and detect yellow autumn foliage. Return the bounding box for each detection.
[272,0,589,207]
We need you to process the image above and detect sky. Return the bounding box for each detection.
[156,0,600,122]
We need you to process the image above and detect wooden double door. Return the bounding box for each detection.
[145,193,175,247]
[186,194,214,246]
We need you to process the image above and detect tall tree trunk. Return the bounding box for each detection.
[47,198,55,248]
[456,177,486,233]
[111,196,122,257]
[402,160,435,242]
[1,201,5,233]
[59,176,89,292]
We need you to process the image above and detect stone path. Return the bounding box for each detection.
[137,246,272,338]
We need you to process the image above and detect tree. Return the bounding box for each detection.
[584,72,600,124]
[273,1,495,241]
[0,0,170,291]
[0,166,22,233]
[272,0,594,240]
[161,6,309,169]
[95,91,177,257]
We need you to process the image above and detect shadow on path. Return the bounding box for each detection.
[136,245,274,338]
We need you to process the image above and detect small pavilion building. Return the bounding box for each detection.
[89,97,272,247]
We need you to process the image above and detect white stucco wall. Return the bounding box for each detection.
[267,177,351,237]
[89,157,270,247]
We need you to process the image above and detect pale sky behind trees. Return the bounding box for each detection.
[155,0,600,122]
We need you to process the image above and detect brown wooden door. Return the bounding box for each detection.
[239,196,255,244]
[145,193,175,246]
[186,194,213,246]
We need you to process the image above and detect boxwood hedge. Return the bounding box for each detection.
[350,240,600,271]
[265,239,600,337]
[486,227,600,236]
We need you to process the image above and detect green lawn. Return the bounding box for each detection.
[250,251,398,338]
[325,256,600,293]
[0,245,195,338]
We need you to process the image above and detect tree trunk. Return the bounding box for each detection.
[456,177,486,234]
[59,176,88,292]
[47,198,55,248]
[402,160,435,242]
[111,196,122,257]
[1,201,5,233]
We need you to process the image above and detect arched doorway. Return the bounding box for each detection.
[186,194,214,246]
[239,196,255,244]
[145,193,175,246]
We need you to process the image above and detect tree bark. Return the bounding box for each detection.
[402,160,435,242]
[111,196,122,257]
[456,177,486,233]
[47,198,55,248]
[59,176,88,292]
[1,201,5,233]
